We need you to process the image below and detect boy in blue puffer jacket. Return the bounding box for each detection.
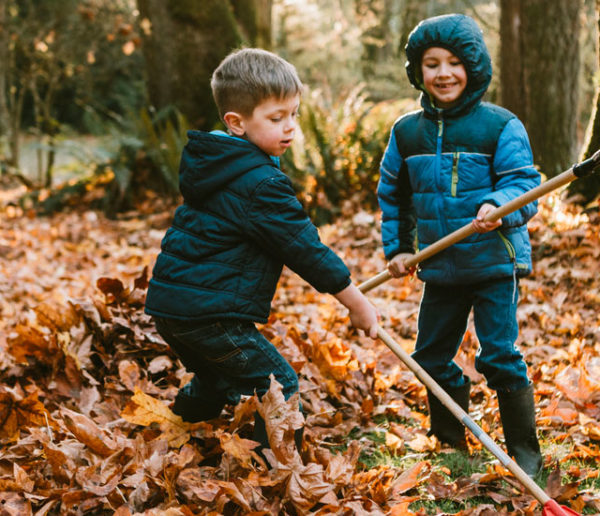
[378,14,542,476]
[144,48,378,459]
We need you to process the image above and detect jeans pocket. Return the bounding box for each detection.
[171,321,250,375]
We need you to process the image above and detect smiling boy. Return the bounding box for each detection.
[377,14,543,476]
[145,48,378,460]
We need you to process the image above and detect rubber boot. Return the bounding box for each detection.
[172,377,225,422]
[497,384,543,478]
[427,380,470,448]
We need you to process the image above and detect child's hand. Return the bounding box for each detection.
[472,203,502,233]
[387,253,414,277]
[334,284,379,339]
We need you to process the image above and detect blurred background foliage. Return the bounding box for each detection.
[1,0,599,220]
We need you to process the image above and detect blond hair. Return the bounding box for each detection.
[211,48,303,118]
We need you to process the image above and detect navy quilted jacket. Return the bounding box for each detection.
[378,14,540,285]
[145,131,351,322]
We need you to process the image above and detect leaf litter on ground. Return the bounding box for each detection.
[0,184,599,514]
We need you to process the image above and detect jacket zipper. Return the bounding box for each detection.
[451,152,460,197]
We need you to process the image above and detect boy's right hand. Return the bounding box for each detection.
[387,253,414,278]
[334,284,379,339]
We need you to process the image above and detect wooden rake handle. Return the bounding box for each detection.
[377,326,551,504]
[358,149,600,294]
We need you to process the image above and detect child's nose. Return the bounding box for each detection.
[284,117,295,131]
[438,63,452,76]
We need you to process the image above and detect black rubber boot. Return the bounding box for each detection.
[427,380,470,448]
[252,412,271,463]
[172,377,225,422]
[497,384,543,478]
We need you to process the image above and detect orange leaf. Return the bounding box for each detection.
[389,497,420,515]
[539,397,579,425]
[392,461,430,496]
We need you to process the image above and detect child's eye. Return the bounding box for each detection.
[271,117,282,122]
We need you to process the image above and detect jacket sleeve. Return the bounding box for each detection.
[480,118,541,228]
[245,173,351,294]
[377,128,416,260]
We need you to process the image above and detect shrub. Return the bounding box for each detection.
[282,86,418,225]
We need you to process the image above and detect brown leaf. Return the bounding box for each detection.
[96,276,127,301]
[276,461,333,512]
[176,468,221,503]
[6,324,59,365]
[0,390,56,441]
[118,359,142,391]
[256,375,304,464]
[220,432,258,465]
[546,463,581,502]
[60,407,118,457]
[133,265,149,290]
[74,461,122,497]
[0,492,32,515]
[406,433,437,452]
[121,388,191,447]
[34,302,81,332]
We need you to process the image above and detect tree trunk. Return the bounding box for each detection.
[569,0,600,203]
[231,0,273,49]
[0,0,8,136]
[499,0,525,121]
[137,0,272,130]
[500,0,582,177]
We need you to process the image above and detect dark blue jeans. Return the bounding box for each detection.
[154,317,299,420]
[412,277,530,392]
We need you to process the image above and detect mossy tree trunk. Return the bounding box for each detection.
[500,0,582,178]
[136,0,272,130]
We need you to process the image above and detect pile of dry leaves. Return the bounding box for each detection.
[0,185,599,515]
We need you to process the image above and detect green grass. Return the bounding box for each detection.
[328,417,599,514]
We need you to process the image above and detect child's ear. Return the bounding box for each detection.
[223,111,245,136]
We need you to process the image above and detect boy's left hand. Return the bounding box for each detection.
[472,203,502,233]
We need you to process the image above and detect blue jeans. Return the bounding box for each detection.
[154,317,299,420]
[412,277,530,392]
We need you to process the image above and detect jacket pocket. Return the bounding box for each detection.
[171,322,250,375]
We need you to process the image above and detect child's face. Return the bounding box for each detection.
[236,94,300,157]
[421,47,467,109]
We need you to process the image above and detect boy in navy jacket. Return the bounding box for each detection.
[145,48,378,458]
[378,14,542,476]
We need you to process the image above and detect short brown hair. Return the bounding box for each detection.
[211,48,303,119]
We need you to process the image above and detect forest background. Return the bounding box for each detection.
[1,0,600,515]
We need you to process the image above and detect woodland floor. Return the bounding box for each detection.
[0,181,599,515]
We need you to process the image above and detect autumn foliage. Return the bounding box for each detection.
[0,187,599,515]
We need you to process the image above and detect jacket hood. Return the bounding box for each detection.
[405,13,492,117]
[178,130,274,205]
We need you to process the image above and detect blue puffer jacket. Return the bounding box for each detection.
[145,131,351,322]
[378,13,540,285]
